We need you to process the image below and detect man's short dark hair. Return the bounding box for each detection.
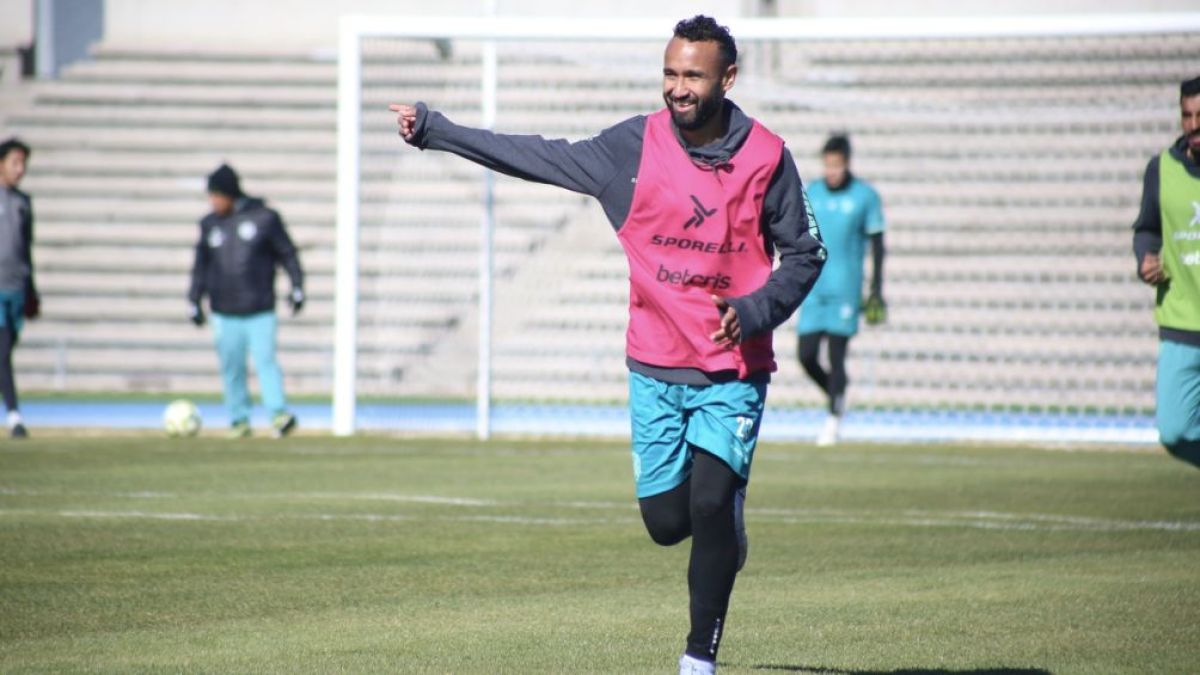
[1182,75,1200,100]
[822,134,851,159]
[0,137,31,161]
[673,15,737,69]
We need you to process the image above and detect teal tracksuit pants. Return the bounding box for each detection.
[1158,338,1200,467]
[211,311,287,425]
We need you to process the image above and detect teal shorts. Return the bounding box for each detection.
[1157,338,1200,449]
[0,290,25,334]
[797,294,859,337]
[628,370,767,499]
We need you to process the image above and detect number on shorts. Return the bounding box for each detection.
[736,416,754,440]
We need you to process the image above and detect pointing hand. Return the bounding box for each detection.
[389,103,418,143]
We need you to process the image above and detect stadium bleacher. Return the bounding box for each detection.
[1,29,1193,413]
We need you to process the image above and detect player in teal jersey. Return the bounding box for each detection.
[796,135,885,446]
[1132,75,1200,468]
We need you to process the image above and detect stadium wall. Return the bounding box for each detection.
[99,0,1200,50]
[786,0,1200,18]
[0,0,32,85]
[0,1,33,48]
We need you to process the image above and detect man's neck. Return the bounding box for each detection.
[679,124,723,148]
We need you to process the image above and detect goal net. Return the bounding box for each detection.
[334,14,1200,441]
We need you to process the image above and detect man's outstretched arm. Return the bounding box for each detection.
[391,102,632,198]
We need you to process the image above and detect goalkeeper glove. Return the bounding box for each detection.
[289,288,305,315]
[188,302,206,327]
[864,292,887,326]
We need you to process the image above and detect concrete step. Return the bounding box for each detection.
[34,244,543,278]
[21,173,586,207]
[29,291,458,325]
[34,198,573,228]
[15,98,1170,138]
[799,56,1194,88]
[806,33,1199,64]
[36,221,538,252]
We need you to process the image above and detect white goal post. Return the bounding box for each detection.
[333,12,1200,438]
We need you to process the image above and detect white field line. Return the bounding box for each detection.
[1,489,1197,533]
[0,488,496,506]
[750,506,1200,532]
[0,508,631,527]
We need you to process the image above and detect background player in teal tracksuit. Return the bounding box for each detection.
[796,134,885,446]
[189,165,304,438]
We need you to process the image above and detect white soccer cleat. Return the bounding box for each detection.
[816,415,841,447]
[679,653,717,675]
[734,486,748,572]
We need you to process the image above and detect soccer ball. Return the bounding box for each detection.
[163,399,202,437]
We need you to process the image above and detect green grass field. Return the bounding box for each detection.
[1,435,1197,674]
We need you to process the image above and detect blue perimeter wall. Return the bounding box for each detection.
[20,400,1157,445]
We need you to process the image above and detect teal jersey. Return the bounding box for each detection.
[805,176,884,301]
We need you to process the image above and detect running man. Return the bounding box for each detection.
[1132,75,1200,468]
[796,134,886,446]
[390,16,825,674]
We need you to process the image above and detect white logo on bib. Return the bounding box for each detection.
[207,229,225,248]
[1190,201,1200,227]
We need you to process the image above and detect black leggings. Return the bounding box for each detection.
[798,332,849,415]
[638,449,743,662]
[0,327,17,412]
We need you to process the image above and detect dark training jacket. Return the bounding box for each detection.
[189,197,303,316]
[409,100,827,385]
[0,185,36,298]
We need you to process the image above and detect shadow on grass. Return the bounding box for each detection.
[748,662,1051,667]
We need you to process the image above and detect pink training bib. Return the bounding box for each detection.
[618,108,783,377]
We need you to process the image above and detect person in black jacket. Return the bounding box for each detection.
[0,137,39,439]
[189,164,304,438]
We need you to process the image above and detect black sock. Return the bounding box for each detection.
[0,328,17,413]
[685,449,742,662]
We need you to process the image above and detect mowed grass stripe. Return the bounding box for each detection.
[1,436,1197,674]
[2,502,1198,533]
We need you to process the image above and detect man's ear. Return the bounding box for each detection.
[721,63,738,93]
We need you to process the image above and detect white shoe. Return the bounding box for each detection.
[679,653,716,675]
[734,486,748,571]
[816,415,841,447]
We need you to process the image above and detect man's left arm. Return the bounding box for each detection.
[864,186,886,324]
[868,233,885,297]
[866,186,885,298]
[20,194,38,319]
[268,211,305,313]
[726,150,826,341]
